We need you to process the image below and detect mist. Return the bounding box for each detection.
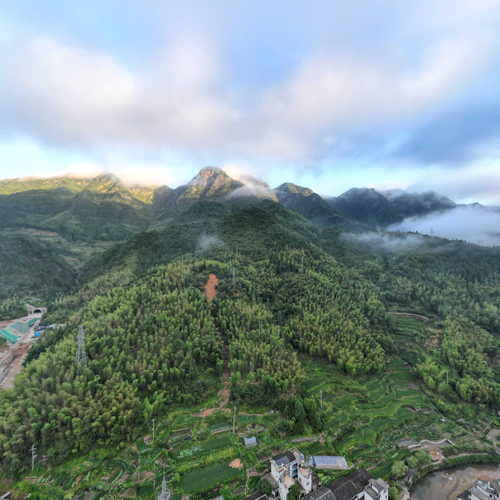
[196,234,224,253]
[390,205,500,246]
[342,232,432,253]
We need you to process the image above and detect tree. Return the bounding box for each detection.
[288,484,301,500]
[391,460,408,479]
[257,477,273,495]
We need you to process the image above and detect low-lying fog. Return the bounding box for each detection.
[389,205,500,246]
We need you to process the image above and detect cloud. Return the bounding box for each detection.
[409,165,500,204]
[1,0,500,204]
[0,36,235,150]
[342,231,431,252]
[32,159,187,187]
[238,34,490,160]
[390,205,500,246]
[0,27,495,164]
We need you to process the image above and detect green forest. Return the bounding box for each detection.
[0,174,498,498]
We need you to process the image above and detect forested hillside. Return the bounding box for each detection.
[0,242,388,472]
[0,172,498,498]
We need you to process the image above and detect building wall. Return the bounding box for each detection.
[297,469,312,494]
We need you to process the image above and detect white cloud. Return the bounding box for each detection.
[342,232,431,252]
[32,160,186,187]
[0,29,494,163]
[390,205,500,246]
[2,38,136,143]
[0,36,235,150]
[410,164,500,204]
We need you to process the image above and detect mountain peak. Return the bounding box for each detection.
[275,182,315,197]
[274,182,343,223]
[169,167,244,205]
[187,166,233,186]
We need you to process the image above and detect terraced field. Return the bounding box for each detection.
[299,355,493,482]
[4,334,495,499]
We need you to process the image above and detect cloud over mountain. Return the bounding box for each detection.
[390,205,500,246]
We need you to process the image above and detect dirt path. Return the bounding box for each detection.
[291,435,325,443]
[392,312,430,321]
[0,315,40,389]
[0,342,32,389]
[0,350,27,389]
[229,458,243,469]
[192,372,231,417]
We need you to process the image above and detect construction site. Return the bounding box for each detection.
[0,304,46,389]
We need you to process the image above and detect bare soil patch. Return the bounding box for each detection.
[204,274,219,302]
[229,458,243,469]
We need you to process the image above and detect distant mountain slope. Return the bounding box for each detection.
[81,199,322,282]
[329,187,458,227]
[329,187,399,226]
[274,182,344,224]
[0,188,151,242]
[0,232,77,301]
[384,189,456,218]
[0,173,157,203]
[154,167,278,211]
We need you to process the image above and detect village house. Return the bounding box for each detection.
[269,450,313,499]
[261,450,389,500]
[458,479,500,500]
[326,469,389,500]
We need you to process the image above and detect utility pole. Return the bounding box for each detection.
[152,418,156,443]
[74,325,88,372]
[445,370,449,386]
[30,444,37,472]
[232,406,237,435]
[320,390,323,411]
[244,471,249,495]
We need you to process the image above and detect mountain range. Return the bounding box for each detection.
[0,166,487,304]
[0,166,466,230]
[0,166,498,499]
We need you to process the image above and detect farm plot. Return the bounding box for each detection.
[180,462,244,494]
[175,434,233,459]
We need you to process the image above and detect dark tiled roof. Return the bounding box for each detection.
[244,494,267,500]
[326,469,372,500]
[272,451,296,466]
[304,486,335,500]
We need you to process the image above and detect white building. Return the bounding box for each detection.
[364,478,389,500]
[458,479,500,500]
[270,450,313,499]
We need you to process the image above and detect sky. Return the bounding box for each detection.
[1,0,500,203]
